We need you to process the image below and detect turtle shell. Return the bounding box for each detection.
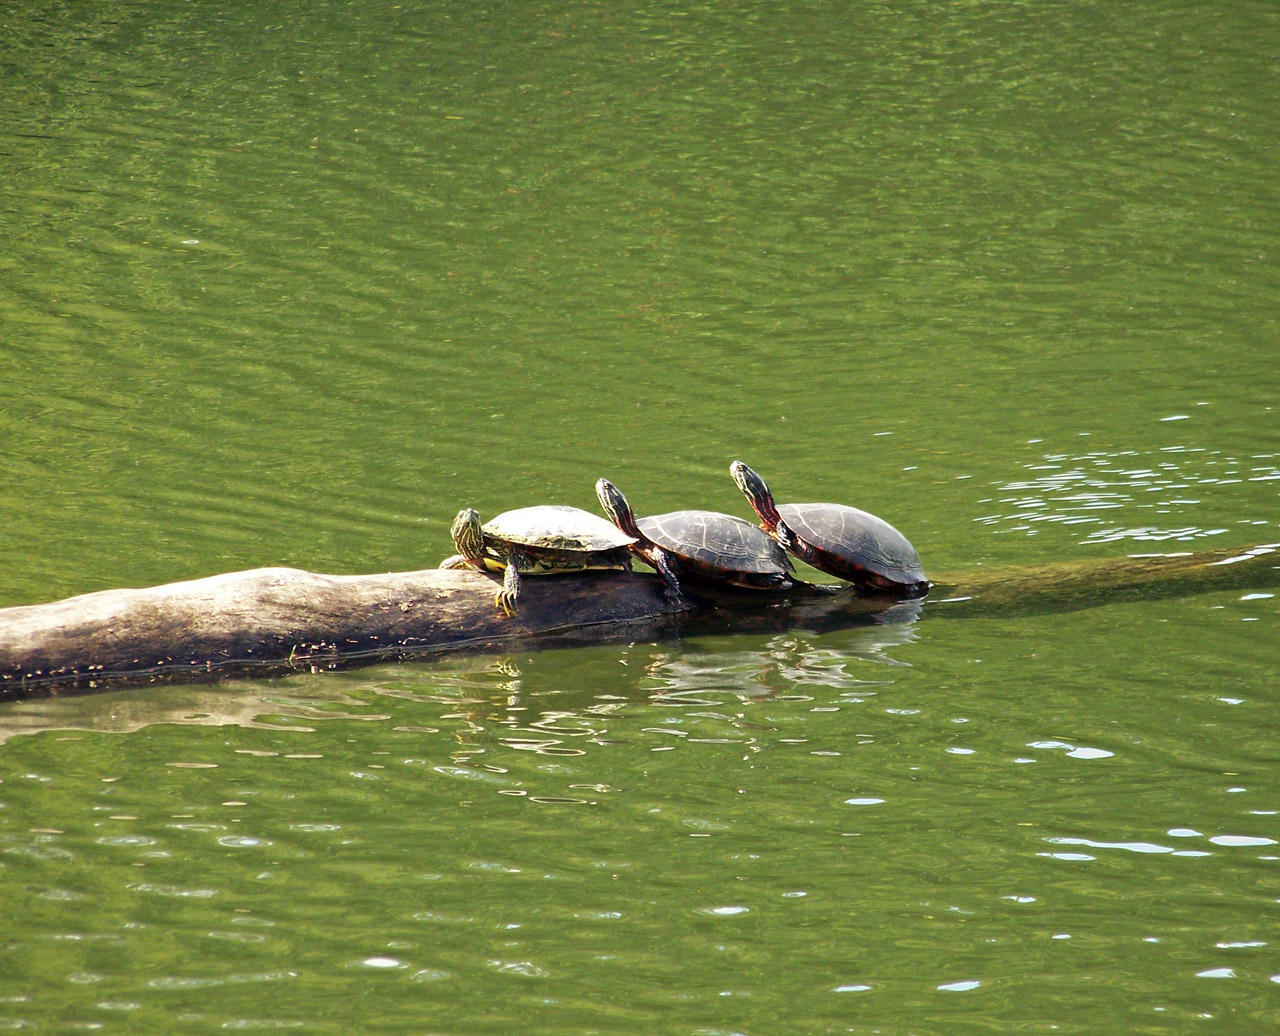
[779,503,926,589]
[638,510,791,583]
[483,505,636,554]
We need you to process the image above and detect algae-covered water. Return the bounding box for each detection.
[2,2,1278,1032]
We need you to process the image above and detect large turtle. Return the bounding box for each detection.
[440,505,636,616]
[730,461,930,598]
[594,478,792,601]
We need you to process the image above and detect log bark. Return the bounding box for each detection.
[1,541,1276,699]
[0,567,679,699]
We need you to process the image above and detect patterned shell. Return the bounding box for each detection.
[483,506,636,552]
[637,510,789,575]
[780,503,925,583]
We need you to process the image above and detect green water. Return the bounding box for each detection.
[2,0,1278,1031]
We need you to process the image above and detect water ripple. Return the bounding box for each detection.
[127,883,219,898]
[147,970,296,989]
[977,446,1279,542]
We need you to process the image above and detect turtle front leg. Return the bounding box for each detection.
[495,551,526,616]
[771,522,837,588]
[439,554,470,570]
[647,547,685,608]
[774,518,828,570]
[772,518,802,557]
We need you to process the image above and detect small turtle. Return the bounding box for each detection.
[440,505,636,616]
[730,461,929,597]
[594,478,792,600]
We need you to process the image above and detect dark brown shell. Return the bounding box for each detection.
[638,510,790,577]
[779,503,925,586]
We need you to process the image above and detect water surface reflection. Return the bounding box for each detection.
[0,619,921,748]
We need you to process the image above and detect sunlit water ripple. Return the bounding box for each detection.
[977,443,1280,544]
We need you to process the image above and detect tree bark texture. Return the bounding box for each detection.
[0,567,676,698]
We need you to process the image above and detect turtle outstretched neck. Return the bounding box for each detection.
[731,460,802,555]
[595,479,647,543]
[730,461,782,530]
[596,478,685,599]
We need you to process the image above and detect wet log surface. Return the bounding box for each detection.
[926,541,1280,618]
[1,542,1277,700]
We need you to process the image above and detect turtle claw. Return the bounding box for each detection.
[653,557,688,611]
[496,557,522,617]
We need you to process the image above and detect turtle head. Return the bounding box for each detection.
[595,478,643,539]
[730,461,782,531]
[450,508,486,564]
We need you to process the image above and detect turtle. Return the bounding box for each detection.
[594,478,793,601]
[440,505,636,616]
[730,460,930,598]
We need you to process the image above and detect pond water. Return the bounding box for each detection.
[2,1,1278,1032]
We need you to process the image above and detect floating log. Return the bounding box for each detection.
[927,541,1280,618]
[0,567,678,699]
[0,542,1276,699]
